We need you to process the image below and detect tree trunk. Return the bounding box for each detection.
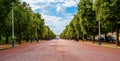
[18,39,20,45]
[105,33,108,43]
[116,25,119,46]
[92,35,95,43]
[5,35,9,44]
[0,35,1,41]
[26,33,30,42]
[85,35,88,40]
[82,37,84,42]
[18,34,22,45]
[30,34,33,43]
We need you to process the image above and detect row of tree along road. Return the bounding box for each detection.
[60,0,120,46]
[0,0,56,45]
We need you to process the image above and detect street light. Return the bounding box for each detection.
[12,2,14,48]
[98,13,101,45]
[35,23,38,42]
[99,21,100,38]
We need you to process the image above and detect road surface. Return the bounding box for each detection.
[0,39,120,61]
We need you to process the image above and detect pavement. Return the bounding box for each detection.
[0,39,120,61]
[78,40,120,49]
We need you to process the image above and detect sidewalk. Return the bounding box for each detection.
[79,40,120,49]
[0,40,44,50]
[0,42,30,50]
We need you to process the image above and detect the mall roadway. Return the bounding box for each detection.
[0,39,120,61]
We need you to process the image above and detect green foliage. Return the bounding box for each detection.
[60,0,120,41]
[43,26,56,40]
[0,1,56,44]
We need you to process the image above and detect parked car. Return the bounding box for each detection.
[99,36,116,42]
[107,36,116,42]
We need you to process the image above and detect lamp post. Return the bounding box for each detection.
[36,27,38,38]
[35,23,38,42]
[98,13,101,45]
[12,2,14,48]
[99,21,100,38]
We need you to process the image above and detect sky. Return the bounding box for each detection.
[20,0,80,35]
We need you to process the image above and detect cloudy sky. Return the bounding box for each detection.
[20,0,79,35]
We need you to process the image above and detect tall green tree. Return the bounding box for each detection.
[0,0,19,44]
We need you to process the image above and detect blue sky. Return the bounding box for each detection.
[21,0,79,35]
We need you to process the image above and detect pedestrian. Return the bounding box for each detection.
[35,38,39,42]
[98,36,102,45]
[76,37,79,42]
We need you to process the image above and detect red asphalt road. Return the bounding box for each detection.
[0,39,120,61]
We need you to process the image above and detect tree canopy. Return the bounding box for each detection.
[60,0,120,45]
[0,0,56,44]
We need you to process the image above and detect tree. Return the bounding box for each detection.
[43,26,56,40]
[0,0,19,44]
[0,1,55,45]
[93,0,120,45]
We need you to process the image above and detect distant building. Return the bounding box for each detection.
[56,35,59,39]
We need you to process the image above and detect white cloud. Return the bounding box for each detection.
[56,0,79,13]
[21,0,65,4]
[21,0,79,13]
[20,0,79,35]
[56,5,65,13]
[66,13,74,19]
[63,0,78,7]
[25,2,53,12]
[41,14,71,34]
